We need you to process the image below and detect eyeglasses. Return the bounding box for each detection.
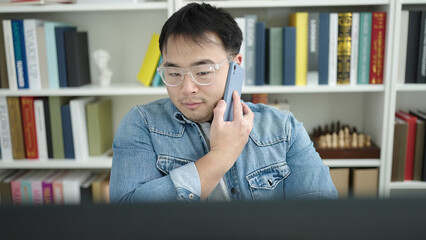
[157,55,233,87]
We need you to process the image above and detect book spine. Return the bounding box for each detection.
[0,96,13,161]
[267,28,283,86]
[307,12,319,86]
[34,99,48,160]
[283,27,296,86]
[358,12,372,84]
[398,11,410,85]
[42,98,53,158]
[328,13,338,86]
[0,20,9,89]
[42,181,53,205]
[21,180,33,205]
[2,20,18,90]
[11,20,29,89]
[405,11,421,83]
[416,11,426,83]
[244,15,257,86]
[350,13,360,86]
[36,26,49,89]
[136,33,160,87]
[24,19,42,90]
[369,12,386,84]
[65,31,91,87]
[61,104,74,159]
[45,22,61,89]
[11,180,22,205]
[396,112,417,180]
[55,27,76,88]
[52,181,64,205]
[318,12,329,85]
[337,13,352,85]
[20,96,38,159]
[289,12,308,86]
[235,17,246,85]
[31,181,43,205]
[255,22,265,86]
[7,97,25,159]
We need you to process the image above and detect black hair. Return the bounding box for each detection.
[159,3,242,56]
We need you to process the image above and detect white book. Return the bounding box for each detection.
[398,11,409,85]
[24,19,44,90]
[0,96,13,161]
[36,25,49,89]
[235,17,246,85]
[2,20,17,90]
[62,170,91,205]
[244,14,257,86]
[307,12,319,86]
[328,13,338,87]
[34,99,48,161]
[70,97,95,162]
[350,13,360,86]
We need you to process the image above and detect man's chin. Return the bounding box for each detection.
[183,111,212,123]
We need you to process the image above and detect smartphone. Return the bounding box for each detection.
[223,62,244,121]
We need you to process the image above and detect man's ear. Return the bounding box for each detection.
[234,53,243,66]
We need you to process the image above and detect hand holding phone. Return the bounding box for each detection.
[223,62,244,121]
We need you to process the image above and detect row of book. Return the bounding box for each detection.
[399,11,426,84]
[137,33,164,87]
[0,19,91,90]
[236,11,386,86]
[330,168,378,199]
[0,169,110,206]
[0,96,112,161]
[392,110,426,182]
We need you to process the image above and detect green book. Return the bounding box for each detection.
[86,98,112,156]
[48,96,71,159]
[357,12,372,84]
[268,27,283,85]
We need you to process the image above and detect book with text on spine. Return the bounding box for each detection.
[21,96,38,159]
[369,12,386,84]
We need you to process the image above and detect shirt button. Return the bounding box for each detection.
[231,188,237,194]
[189,193,194,200]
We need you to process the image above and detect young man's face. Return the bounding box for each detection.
[162,33,238,122]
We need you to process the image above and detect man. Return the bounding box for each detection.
[110,3,337,202]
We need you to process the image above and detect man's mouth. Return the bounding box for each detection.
[183,102,202,109]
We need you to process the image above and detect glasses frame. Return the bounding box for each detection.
[157,55,234,87]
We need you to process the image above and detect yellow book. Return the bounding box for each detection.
[137,33,161,86]
[289,12,308,86]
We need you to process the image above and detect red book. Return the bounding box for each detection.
[20,97,38,159]
[369,12,386,84]
[395,110,417,180]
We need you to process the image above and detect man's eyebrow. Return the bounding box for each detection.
[163,59,215,68]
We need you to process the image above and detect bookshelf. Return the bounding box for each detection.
[1,0,422,199]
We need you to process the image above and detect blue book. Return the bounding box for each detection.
[151,56,163,87]
[44,22,68,89]
[318,12,330,85]
[11,20,29,89]
[55,26,76,88]
[283,27,296,85]
[255,22,265,86]
[61,104,74,159]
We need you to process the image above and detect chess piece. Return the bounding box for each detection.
[325,133,332,148]
[319,135,327,148]
[358,133,365,148]
[351,132,358,148]
[365,135,371,147]
[332,132,338,149]
[93,49,113,86]
[338,129,345,148]
[344,127,350,148]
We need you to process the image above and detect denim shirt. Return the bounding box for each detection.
[110,98,337,203]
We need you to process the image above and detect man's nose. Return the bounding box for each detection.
[180,73,198,94]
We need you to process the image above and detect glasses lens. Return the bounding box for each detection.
[191,66,215,85]
[162,68,182,86]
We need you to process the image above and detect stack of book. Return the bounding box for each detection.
[0,96,113,161]
[0,169,110,206]
[235,11,386,87]
[0,19,91,90]
[392,110,426,182]
[137,33,164,87]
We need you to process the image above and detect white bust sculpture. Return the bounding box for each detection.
[93,49,113,86]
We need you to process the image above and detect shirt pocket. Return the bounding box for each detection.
[156,155,192,175]
[246,162,291,200]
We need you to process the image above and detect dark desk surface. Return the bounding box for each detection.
[1,198,425,240]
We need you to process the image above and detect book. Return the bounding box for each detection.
[41,97,53,158]
[337,13,352,85]
[328,13,338,87]
[70,97,95,162]
[398,11,410,85]
[34,99,48,160]
[267,27,283,86]
[91,172,109,204]
[244,15,257,86]
[44,21,68,89]
[307,12,319,86]
[283,27,296,86]
[0,19,8,89]
[11,19,29,89]
[64,31,91,87]
[30,170,55,205]
[255,22,265,86]
[391,118,408,182]
[23,19,44,90]
[352,168,378,198]
[235,17,246,85]
[36,25,49,89]
[20,96,39,159]
[413,118,425,180]
[0,96,13,161]
[409,110,426,181]
[405,11,421,84]
[80,173,96,205]
[417,11,426,84]
[20,170,41,205]
[137,33,160,87]
[2,20,18,90]
[318,12,330,85]
[52,170,70,205]
[151,56,163,87]
[350,12,360,86]
[41,170,62,205]
[48,96,71,159]
[55,26,77,87]
[10,170,34,205]
[396,110,418,180]
[369,12,386,84]
[61,104,74,159]
[289,12,308,86]
[0,170,19,205]
[101,176,110,204]
[7,97,25,159]
[358,12,372,85]
[62,170,91,205]
[86,98,112,156]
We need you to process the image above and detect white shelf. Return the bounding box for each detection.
[389,181,426,190]
[242,85,385,94]
[187,0,390,8]
[323,159,381,168]
[0,158,112,169]
[402,0,426,4]
[0,2,168,13]
[396,83,426,92]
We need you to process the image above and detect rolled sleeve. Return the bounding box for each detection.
[169,162,201,202]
